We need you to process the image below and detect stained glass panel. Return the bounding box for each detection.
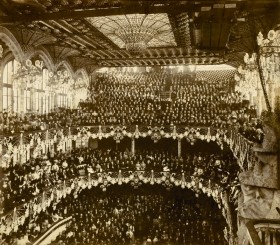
[87,14,176,48]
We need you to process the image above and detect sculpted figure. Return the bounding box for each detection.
[239,184,274,219]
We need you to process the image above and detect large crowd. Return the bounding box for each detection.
[51,186,227,245]
[1,197,64,245]
[86,72,242,126]
[0,145,239,215]
[1,72,263,143]
[3,185,228,245]
[0,71,259,245]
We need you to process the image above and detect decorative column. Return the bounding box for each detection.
[19,86,25,115]
[19,133,23,164]
[26,145,30,162]
[30,87,36,112]
[67,127,72,151]
[45,130,49,154]
[50,143,55,157]
[54,92,58,109]
[178,139,181,158]
[71,91,76,109]
[257,229,262,242]
[13,146,18,165]
[131,137,135,156]
[264,229,270,244]
[272,230,277,245]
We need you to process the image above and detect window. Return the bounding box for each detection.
[24,90,31,112]
[7,61,13,84]
[35,91,40,112]
[2,60,73,113]
[13,89,20,112]
[45,94,49,113]
[42,69,48,90]
[50,93,55,111]
[2,59,19,112]
[3,87,12,110]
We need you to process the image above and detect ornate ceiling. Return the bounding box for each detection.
[0,0,279,74]
[87,14,177,48]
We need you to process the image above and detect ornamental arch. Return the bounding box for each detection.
[0,27,24,63]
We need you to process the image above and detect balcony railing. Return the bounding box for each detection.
[245,220,280,245]
[33,216,72,245]
[0,125,254,171]
[0,170,235,244]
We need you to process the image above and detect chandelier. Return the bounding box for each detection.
[115,15,158,54]
[48,70,74,90]
[12,59,43,89]
[235,53,260,86]
[234,53,260,100]
[257,30,280,86]
[235,29,280,113]
[72,77,87,90]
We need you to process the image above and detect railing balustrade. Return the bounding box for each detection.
[0,125,253,170]
[0,170,235,244]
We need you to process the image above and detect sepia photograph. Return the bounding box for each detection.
[0,0,280,245]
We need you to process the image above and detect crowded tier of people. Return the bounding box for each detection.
[86,72,239,126]
[52,186,227,245]
[2,186,227,245]
[1,72,263,143]
[1,197,64,245]
[0,71,251,245]
[0,143,239,215]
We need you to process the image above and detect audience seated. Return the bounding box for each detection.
[0,147,239,215]
[0,72,263,143]
[1,204,64,245]
[3,186,227,245]
[52,186,227,245]
[0,71,265,245]
[0,150,80,214]
[85,72,257,128]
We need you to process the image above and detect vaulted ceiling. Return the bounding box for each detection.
[0,0,279,74]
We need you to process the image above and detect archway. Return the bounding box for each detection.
[0,27,24,62]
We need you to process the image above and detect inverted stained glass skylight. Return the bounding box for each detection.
[87,14,177,48]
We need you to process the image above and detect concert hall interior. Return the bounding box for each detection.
[0,0,280,245]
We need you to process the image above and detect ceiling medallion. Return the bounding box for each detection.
[115,16,159,54]
[87,14,176,54]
